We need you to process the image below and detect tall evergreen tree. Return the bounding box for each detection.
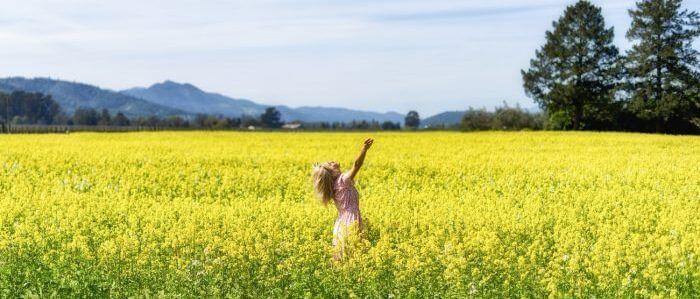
[522,1,620,130]
[625,0,700,133]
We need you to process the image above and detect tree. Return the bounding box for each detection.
[146,115,161,128]
[241,115,260,128]
[0,92,8,132]
[624,0,700,133]
[522,0,620,130]
[112,112,130,126]
[162,116,186,128]
[52,112,71,125]
[460,108,495,131]
[350,120,370,130]
[0,91,61,126]
[405,110,420,129]
[194,114,208,128]
[98,109,112,126]
[493,103,544,130]
[260,107,283,128]
[72,107,99,125]
[381,121,401,130]
[225,117,242,128]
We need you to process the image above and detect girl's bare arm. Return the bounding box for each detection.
[348,138,373,181]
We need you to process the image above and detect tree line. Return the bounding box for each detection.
[522,0,700,134]
[300,120,402,130]
[0,91,61,125]
[0,94,410,131]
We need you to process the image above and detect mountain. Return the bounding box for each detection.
[0,77,186,117]
[0,77,405,123]
[422,111,465,127]
[123,81,405,123]
[122,81,262,117]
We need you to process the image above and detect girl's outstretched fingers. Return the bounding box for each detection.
[363,138,374,150]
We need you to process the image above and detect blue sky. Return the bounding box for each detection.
[1,0,699,117]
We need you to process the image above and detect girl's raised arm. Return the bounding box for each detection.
[348,138,374,181]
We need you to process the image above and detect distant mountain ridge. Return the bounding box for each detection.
[122,81,405,123]
[422,111,465,127]
[0,77,186,117]
[122,81,263,117]
[0,77,406,123]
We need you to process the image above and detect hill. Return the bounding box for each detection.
[422,111,465,127]
[122,81,262,117]
[123,81,405,123]
[0,77,186,117]
[1,77,406,123]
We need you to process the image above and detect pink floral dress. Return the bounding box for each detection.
[331,172,363,248]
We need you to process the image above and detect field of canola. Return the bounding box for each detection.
[0,131,698,297]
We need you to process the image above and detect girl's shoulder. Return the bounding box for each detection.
[339,171,354,186]
[334,171,354,188]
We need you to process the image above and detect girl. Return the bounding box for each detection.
[312,138,374,261]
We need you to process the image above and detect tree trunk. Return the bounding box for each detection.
[655,36,663,133]
[573,102,583,130]
[656,117,664,133]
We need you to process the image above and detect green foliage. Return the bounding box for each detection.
[380,121,401,130]
[624,0,700,132]
[161,116,188,128]
[404,111,420,128]
[72,107,99,125]
[112,112,131,126]
[460,105,543,131]
[194,114,235,129]
[98,109,111,126]
[544,110,574,130]
[493,104,544,130]
[0,91,62,125]
[522,0,620,130]
[460,108,494,131]
[298,120,400,131]
[260,107,283,128]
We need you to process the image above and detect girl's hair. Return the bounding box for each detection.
[312,162,334,206]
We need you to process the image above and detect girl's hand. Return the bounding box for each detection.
[349,138,373,181]
[362,138,374,151]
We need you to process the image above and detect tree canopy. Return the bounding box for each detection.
[624,0,700,132]
[405,110,420,128]
[0,91,62,125]
[522,0,620,130]
[260,107,283,128]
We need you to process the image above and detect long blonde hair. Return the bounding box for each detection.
[312,162,335,206]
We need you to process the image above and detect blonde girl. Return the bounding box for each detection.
[312,138,374,260]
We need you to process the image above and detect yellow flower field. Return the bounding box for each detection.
[0,131,698,297]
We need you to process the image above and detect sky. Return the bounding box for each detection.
[1,0,699,117]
